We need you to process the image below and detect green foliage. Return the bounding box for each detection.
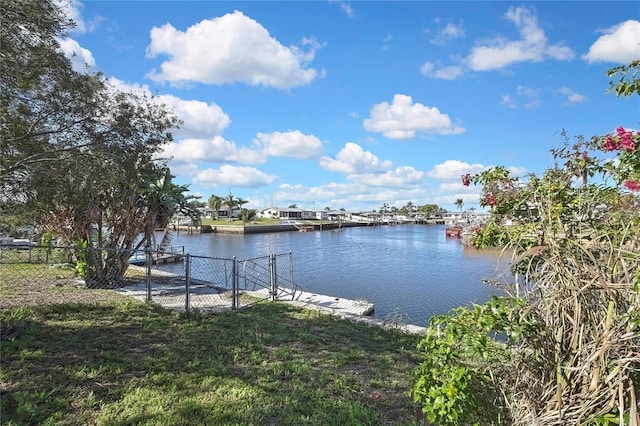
[606,59,640,97]
[411,297,530,425]
[468,219,510,249]
[241,208,257,222]
[75,240,89,278]
[421,60,640,424]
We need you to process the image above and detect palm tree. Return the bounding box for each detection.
[380,203,389,217]
[237,197,249,219]
[455,198,464,212]
[223,193,237,219]
[142,168,199,250]
[208,194,222,219]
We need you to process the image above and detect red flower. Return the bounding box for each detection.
[623,180,640,192]
[620,133,636,152]
[602,135,618,151]
[486,194,496,206]
[462,173,471,187]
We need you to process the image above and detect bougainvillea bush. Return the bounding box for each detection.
[411,63,639,425]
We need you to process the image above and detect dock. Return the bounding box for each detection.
[128,252,184,266]
[287,291,374,316]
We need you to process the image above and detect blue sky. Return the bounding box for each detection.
[59,1,639,212]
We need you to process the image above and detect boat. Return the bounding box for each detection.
[445,226,463,237]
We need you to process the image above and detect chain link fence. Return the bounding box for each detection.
[0,245,301,312]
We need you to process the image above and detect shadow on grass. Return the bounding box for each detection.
[1,300,425,425]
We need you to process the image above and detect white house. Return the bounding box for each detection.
[258,207,322,220]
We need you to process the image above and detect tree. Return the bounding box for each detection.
[236,197,249,218]
[240,209,257,223]
[38,84,185,287]
[419,203,440,218]
[1,0,196,288]
[288,204,298,209]
[223,192,237,218]
[208,194,222,219]
[454,198,464,212]
[1,0,106,212]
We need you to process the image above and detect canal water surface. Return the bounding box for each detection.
[160,224,511,327]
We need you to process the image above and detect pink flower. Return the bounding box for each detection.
[616,126,627,137]
[623,180,640,192]
[620,136,636,152]
[486,194,496,206]
[462,173,471,187]
[602,135,618,151]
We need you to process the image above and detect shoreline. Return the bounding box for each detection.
[174,220,438,235]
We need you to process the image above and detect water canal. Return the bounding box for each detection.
[161,224,511,327]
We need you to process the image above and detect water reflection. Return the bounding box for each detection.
[161,224,509,327]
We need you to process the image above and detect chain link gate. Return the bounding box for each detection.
[0,245,302,313]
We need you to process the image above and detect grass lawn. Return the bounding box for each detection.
[0,272,425,425]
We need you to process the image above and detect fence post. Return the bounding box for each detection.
[270,253,277,301]
[185,254,191,314]
[232,256,238,309]
[146,250,152,302]
[289,251,295,299]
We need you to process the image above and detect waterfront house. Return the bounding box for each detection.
[258,207,319,221]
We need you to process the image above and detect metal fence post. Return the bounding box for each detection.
[232,256,238,309]
[185,254,191,314]
[146,250,152,302]
[270,253,277,301]
[289,251,295,298]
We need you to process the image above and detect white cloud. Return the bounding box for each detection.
[268,180,428,211]
[349,166,424,188]
[558,87,587,104]
[382,32,393,51]
[55,0,104,34]
[363,94,465,139]
[500,85,541,109]
[168,163,200,179]
[157,96,231,139]
[227,146,269,165]
[319,142,392,174]
[429,19,465,45]
[516,86,541,108]
[427,160,487,180]
[420,62,465,80]
[146,11,323,88]
[507,166,528,176]
[583,20,640,64]
[55,0,85,33]
[106,78,232,140]
[162,137,242,163]
[466,6,574,71]
[329,0,355,18]
[253,130,323,159]
[58,37,96,72]
[192,165,277,188]
[500,95,517,109]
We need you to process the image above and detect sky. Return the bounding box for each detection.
[58,1,639,213]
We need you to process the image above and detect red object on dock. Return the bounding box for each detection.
[445,226,463,237]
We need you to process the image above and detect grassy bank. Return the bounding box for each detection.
[1,283,423,425]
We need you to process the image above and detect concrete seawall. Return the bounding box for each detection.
[176,222,369,235]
